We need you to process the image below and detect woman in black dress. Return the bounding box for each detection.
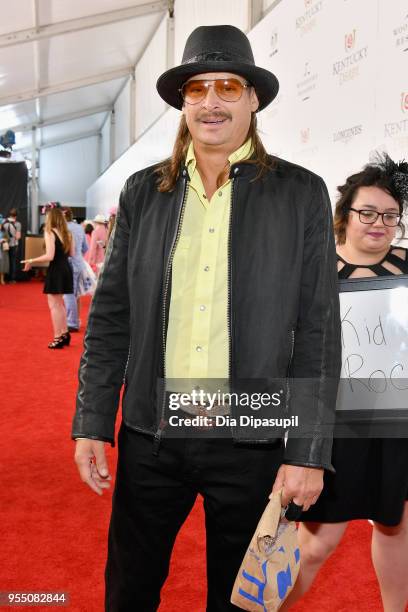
[22,202,74,348]
[282,155,408,612]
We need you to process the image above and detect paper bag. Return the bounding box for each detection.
[231,490,300,611]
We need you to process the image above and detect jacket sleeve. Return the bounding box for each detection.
[283,176,341,472]
[71,182,131,444]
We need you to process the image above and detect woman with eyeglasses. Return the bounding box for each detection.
[281,154,408,612]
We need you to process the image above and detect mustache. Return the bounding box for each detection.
[196,111,231,122]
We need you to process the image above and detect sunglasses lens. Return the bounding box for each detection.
[182,79,245,103]
[215,79,243,101]
[182,81,207,103]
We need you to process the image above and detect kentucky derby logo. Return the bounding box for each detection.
[345,29,356,52]
[401,92,408,113]
[300,128,310,144]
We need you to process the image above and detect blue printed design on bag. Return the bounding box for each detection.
[238,560,268,611]
[277,564,293,600]
[294,547,300,563]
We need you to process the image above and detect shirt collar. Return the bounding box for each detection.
[185,138,253,178]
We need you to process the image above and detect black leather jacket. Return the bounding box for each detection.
[72,155,341,470]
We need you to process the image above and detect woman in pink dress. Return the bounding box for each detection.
[83,223,94,263]
[87,214,107,276]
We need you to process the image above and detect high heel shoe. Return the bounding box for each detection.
[60,331,71,346]
[48,336,65,349]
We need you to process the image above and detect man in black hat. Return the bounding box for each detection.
[73,25,341,611]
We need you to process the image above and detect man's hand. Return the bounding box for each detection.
[74,439,112,496]
[272,464,324,512]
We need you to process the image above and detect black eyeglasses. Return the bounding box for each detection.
[179,78,249,104]
[349,207,401,227]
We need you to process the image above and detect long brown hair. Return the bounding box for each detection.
[45,207,71,253]
[156,112,275,192]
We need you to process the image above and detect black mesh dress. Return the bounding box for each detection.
[301,247,408,526]
[43,230,73,295]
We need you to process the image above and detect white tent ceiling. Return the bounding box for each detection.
[0,0,171,154]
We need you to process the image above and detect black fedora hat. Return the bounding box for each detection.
[156,25,279,112]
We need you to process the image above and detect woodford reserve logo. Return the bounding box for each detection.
[333,29,368,85]
[392,12,408,51]
[296,61,318,102]
[296,0,323,35]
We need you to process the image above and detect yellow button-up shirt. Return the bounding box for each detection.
[165,138,252,387]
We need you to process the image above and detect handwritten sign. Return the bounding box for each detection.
[337,275,408,420]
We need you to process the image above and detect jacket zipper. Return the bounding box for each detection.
[154,176,189,452]
[227,180,234,384]
[228,180,235,438]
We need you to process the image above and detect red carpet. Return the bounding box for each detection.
[0,281,382,611]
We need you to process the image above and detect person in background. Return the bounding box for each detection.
[106,205,118,244]
[63,207,88,332]
[0,215,10,285]
[83,223,94,263]
[21,202,74,349]
[87,214,107,276]
[282,154,408,612]
[3,208,22,283]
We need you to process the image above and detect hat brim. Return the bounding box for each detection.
[156,62,279,112]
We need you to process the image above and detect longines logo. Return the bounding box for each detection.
[392,13,408,50]
[296,62,318,101]
[296,0,323,35]
[269,29,279,57]
[333,124,362,144]
[402,92,408,113]
[333,30,368,85]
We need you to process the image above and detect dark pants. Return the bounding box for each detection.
[105,426,284,612]
[8,245,18,281]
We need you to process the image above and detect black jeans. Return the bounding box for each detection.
[8,245,18,281]
[105,426,284,612]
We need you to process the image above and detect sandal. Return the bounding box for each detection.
[48,336,65,349]
[60,331,71,346]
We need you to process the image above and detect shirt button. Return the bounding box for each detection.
[218,191,222,197]
[199,305,206,311]
[234,167,239,175]
[203,194,207,199]
[196,345,203,352]
[204,266,210,272]
[209,227,215,233]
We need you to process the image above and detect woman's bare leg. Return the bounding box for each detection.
[372,502,408,612]
[280,521,348,610]
[47,294,68,337]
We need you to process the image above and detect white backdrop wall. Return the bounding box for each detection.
[100,114,111,174]
[40,135,99,206]
[173,0,249,63]
[135,16,168,139]
[249,0,408,207]
[87,0,408,223]
[114,79,131,160]
[87,107,180,218]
